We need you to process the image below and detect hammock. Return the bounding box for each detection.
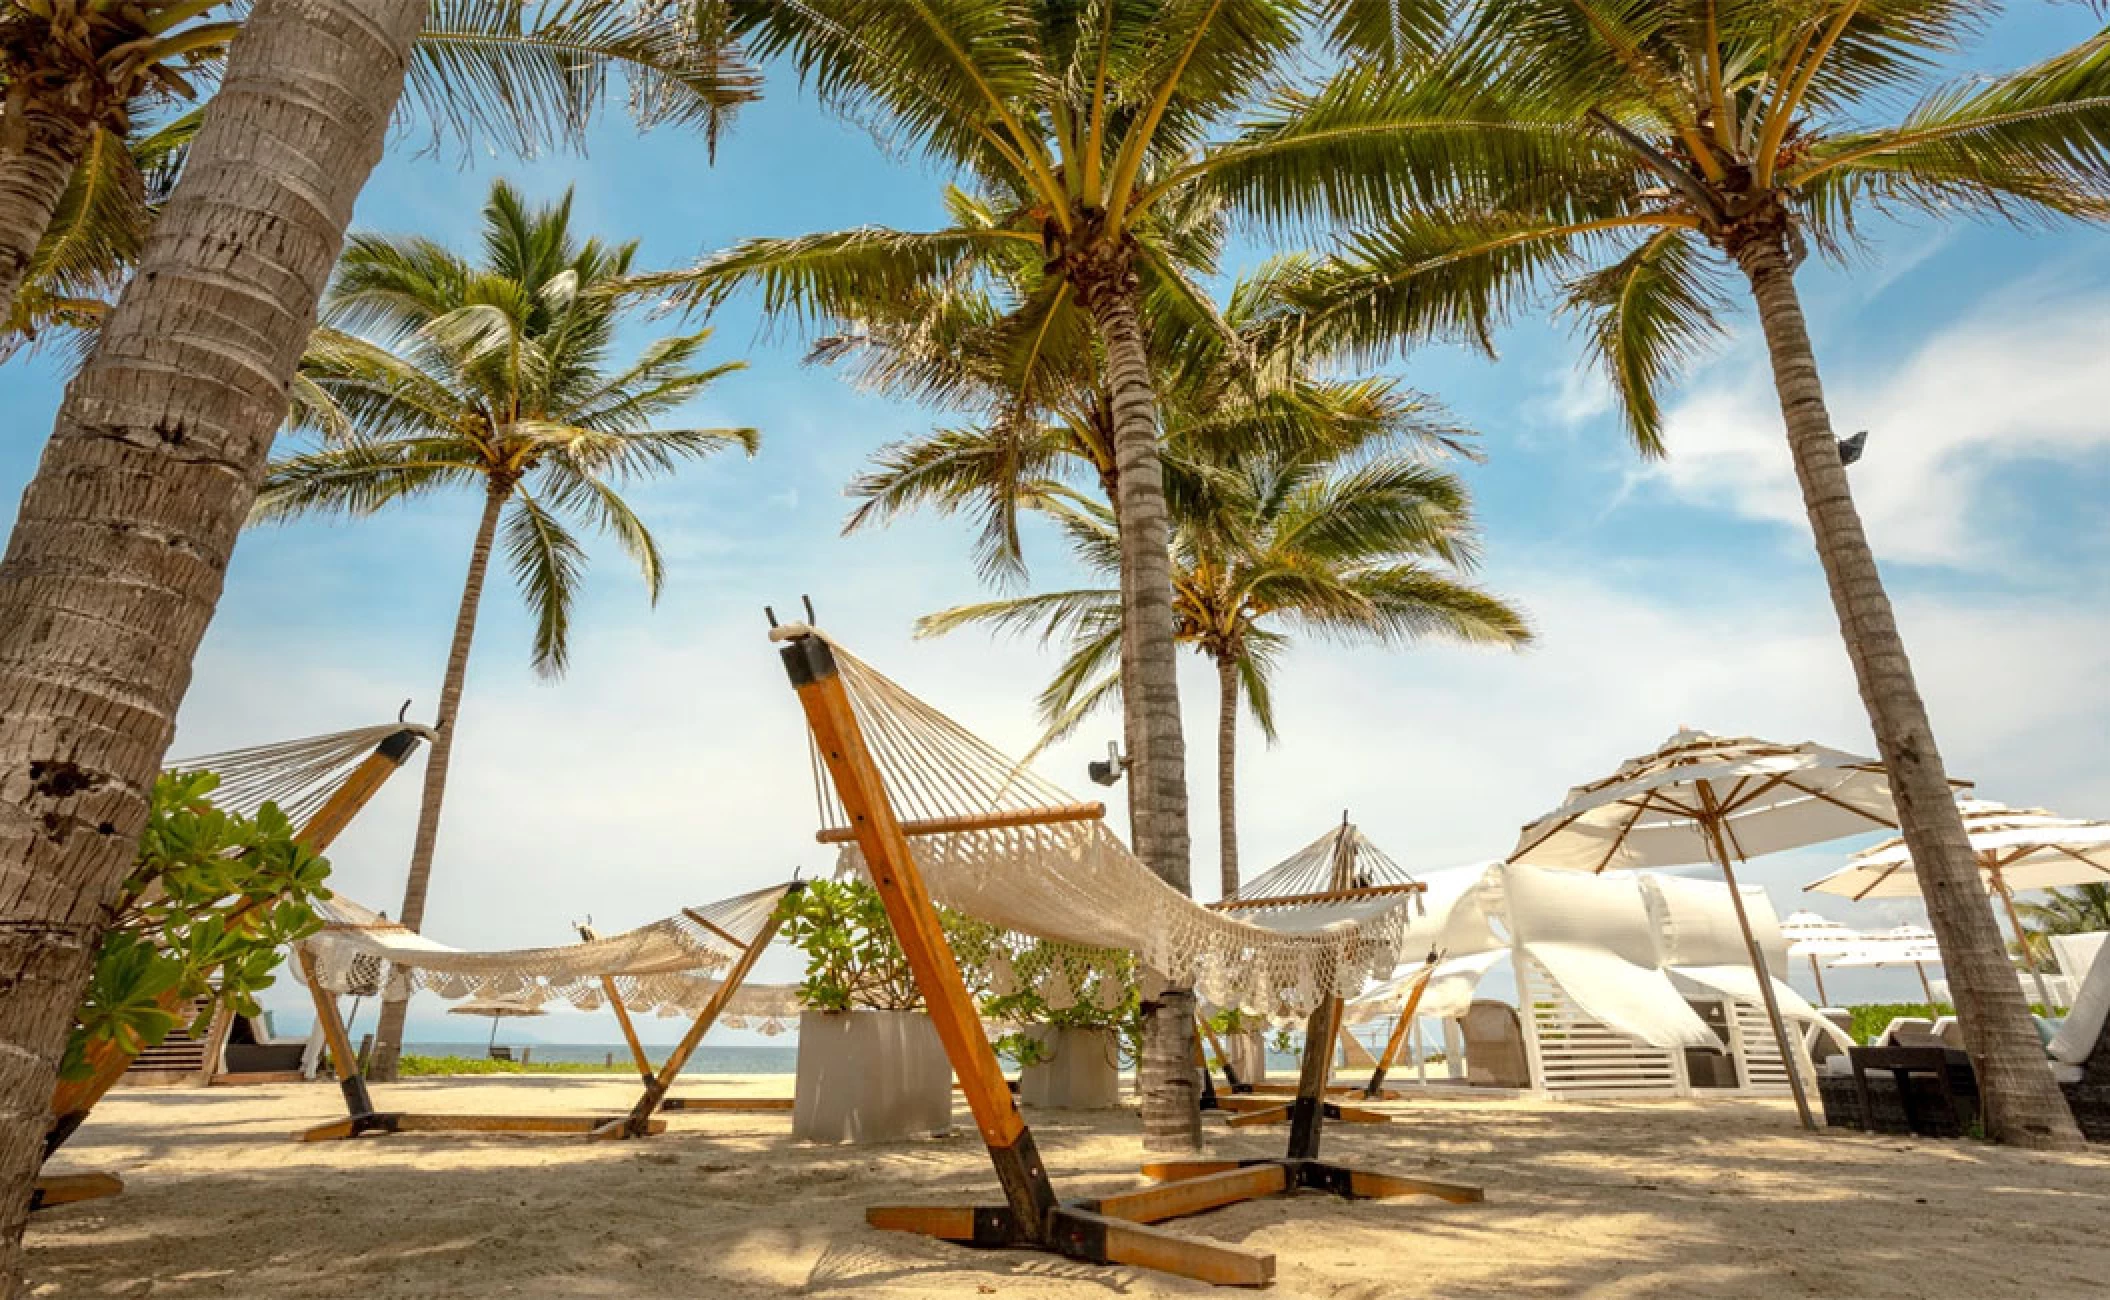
[166,722,433,826]
[299,883,799,1029]
[804,635,1423,1019]
[1225,821,1421,900]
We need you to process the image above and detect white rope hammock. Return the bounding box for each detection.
[808,636,1423,1020]
[166,722,432,827]
[297,883,800,1029]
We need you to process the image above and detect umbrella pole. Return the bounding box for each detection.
[1915,962,1936,1007]
[1698,810,1818,1132]
[488,1017,499,1052]
[1808,955,1829,1007]
[1991,870,2057,1011]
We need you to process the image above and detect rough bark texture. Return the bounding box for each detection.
[1734,233,2084,1151]
[368,481,508,1082]
[0,107,92,331]
[1069,236,1198,1154]
[0,0,426,1279]
[1215,652,1238,900]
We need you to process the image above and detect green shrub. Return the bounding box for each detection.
[66,771,333,1080]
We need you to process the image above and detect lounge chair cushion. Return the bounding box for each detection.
[2049,944,2110,1067]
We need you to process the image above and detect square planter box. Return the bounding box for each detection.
[792,1009,953,1144]
[1223,1030,1267,1085]
[1018,1026,1122,1110]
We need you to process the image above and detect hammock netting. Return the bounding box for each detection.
[297,883,802,1031]
[1223,822,1420,900]
[165,723,432,828]
[806,636,1424,1021]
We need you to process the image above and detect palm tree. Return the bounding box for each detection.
[922,446,1531,899]
[255,180,757,1079]
[0,0,431,1273]
[1239,4,2110,1149]
[2016,885,2110,966]
[0,0,760,340]
[658,0,1472,1150]
[813,243,1513,896]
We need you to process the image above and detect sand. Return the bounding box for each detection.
[27,1074,2110,1298]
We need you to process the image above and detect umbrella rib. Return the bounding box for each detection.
[1716,772,1791,817]
[1587,797,1653,874]
[1775,775,1899,830]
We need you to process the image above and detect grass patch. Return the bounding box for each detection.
[397,1054,634,1077]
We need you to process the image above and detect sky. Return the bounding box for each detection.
[3,10,2107,1043]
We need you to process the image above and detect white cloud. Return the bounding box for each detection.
[1649,289,2110,566]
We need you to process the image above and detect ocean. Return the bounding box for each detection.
[406,1042,801,1073]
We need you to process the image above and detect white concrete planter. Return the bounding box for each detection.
[1018,1026,1122,1110]
[1223,1030,1267,1085]
[792,1009,953,1143]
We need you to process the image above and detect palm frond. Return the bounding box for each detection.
[1559,225,1730,457]
[405,0,761,159]
[503,488,588,677]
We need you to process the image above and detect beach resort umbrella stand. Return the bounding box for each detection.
[1808,800,2110,1010]
[1780,911,1861,1006]
[448,997,546,1052]
[1828,928,1945,1006]
[1510,730,1913,1132]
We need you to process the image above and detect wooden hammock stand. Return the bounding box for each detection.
[577,917,795,1122]
[296,889,794,1143]
[33,725,430,1212]
[779,626,1481,1287]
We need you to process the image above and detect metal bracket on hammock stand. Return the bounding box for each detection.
[775,622,1482,1286]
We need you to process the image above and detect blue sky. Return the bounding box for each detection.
[4,10,2108,1040]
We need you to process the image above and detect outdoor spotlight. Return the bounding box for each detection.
[1837,430,1868,466]
[1087,740,1128,787]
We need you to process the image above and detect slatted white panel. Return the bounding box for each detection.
[1726,1000,1794,1096]
[1519,956,1684,1098]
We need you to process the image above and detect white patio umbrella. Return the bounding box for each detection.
[1827,927,1944,1005]
[1511,728,1918,1131]
[1779,911,1862,1006]
[1806,800,2110,1009]
[448,997,545,1051]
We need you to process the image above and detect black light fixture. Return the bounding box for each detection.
[1087,740,1127,787]
[1837,429,1868,466]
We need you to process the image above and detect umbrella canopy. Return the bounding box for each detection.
[1508,728,1918,1131]
[448,997,545,1050]
[1807,800,2110,900]
[1780,911,1862,958]
[1779,910,1862,1006]
[447,998,547,1019]
[1512,729,1903,873]
[1807,799,2108,1008]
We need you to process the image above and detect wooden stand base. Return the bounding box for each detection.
[30,1172,124,1211]
[298,1112,665,1142]
[868,1158,1481,1287]
[868,1186,1276,1287]
[1140,1157,1483,1205]
[658,1096,795,1112]
[1216,1097,1390,1127]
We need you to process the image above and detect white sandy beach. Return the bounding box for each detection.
[27,1074,2110,1298]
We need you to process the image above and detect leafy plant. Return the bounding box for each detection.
[776,878,938,1012]
[64,771,333,1079]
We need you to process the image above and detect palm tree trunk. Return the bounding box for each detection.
[367,481,508,1082]
[1733,232,2083,1150]
[1072,243,1199,1154]
[0,105,93,329]
[1216,653,1239,900]
[0,0,425,1276]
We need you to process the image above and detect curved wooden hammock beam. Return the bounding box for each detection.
[776,625,1481,1288]
[35,724,432,1212]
